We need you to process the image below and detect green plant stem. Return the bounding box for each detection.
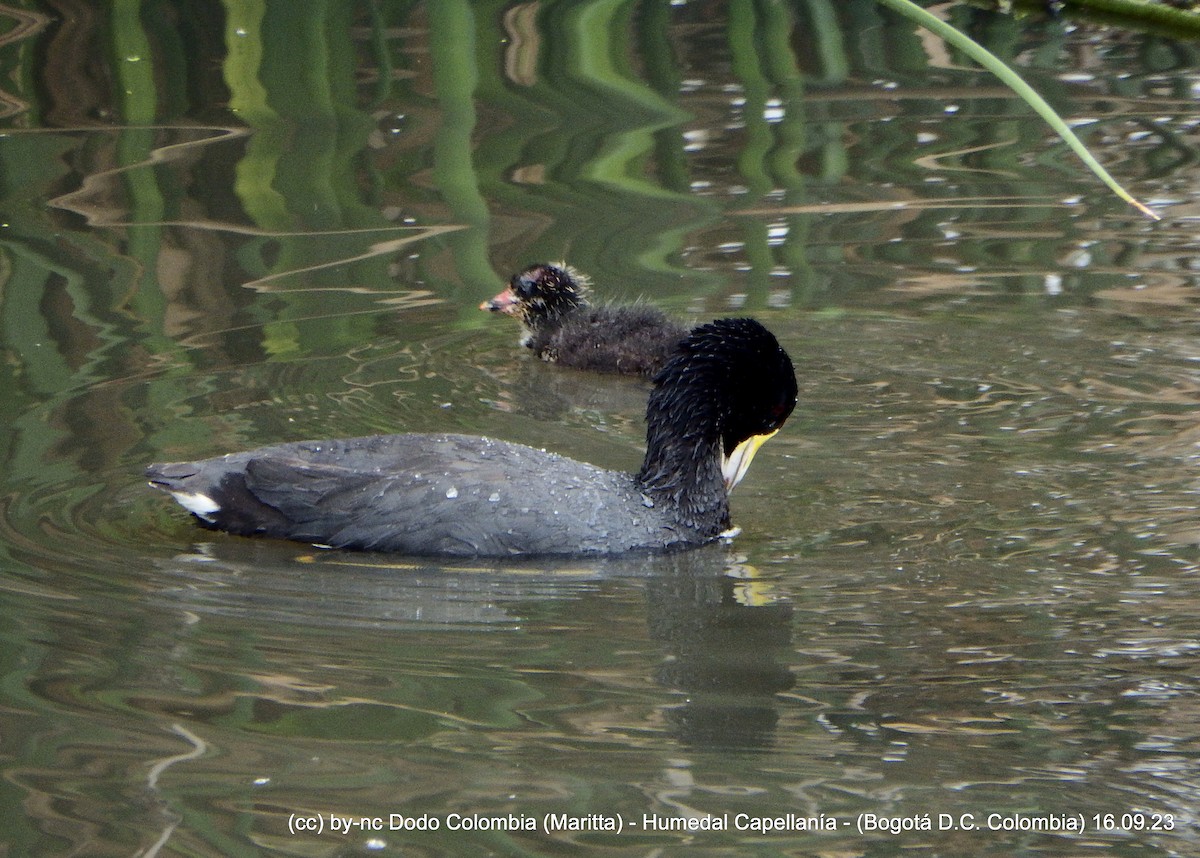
[877,0,1159,219]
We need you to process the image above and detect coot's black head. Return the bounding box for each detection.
[642,318,797,492]
[479,262,590,330]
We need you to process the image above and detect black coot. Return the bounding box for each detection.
[481,262,688,376]
[147,318,797,557]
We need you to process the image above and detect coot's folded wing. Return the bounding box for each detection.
[236,434,644,556]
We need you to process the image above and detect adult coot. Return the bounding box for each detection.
[481,262,688,376]
[146,318,797,557]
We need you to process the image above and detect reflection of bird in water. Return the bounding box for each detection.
[645,554,795,750]
[481,262,689,377]
[147,319,797,557]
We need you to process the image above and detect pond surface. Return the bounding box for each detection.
[1,1,1199,855]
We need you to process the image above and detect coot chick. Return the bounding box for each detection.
[481,262,688,376]
[146,318,797,557]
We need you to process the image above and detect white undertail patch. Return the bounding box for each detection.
[170,491,220,522]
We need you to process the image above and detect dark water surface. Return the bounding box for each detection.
[1,2,1198,855]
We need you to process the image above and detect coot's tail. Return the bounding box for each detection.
[146,461,198,490]
[145,461,222,522]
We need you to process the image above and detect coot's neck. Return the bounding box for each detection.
[635,381,730,536]
[529,294,589,334]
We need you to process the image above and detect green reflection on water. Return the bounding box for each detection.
[0,2,1197,856]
